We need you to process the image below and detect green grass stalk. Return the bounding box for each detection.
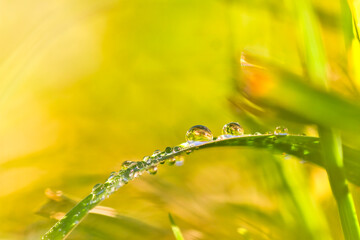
[41,134,324,239]
[291,0,360,239]
[168,214,184,240]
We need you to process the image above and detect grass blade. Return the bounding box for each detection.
[169,213,185,240]
[289,0,360,238]
[240,55,360,133]
[42,133,360,239]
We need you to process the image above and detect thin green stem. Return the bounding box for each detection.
[278,158,331,240]
[319,128,360,240]
[169,213,185,240]
[290,0,360,238]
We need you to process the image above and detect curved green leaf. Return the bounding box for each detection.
[42,134,360,239]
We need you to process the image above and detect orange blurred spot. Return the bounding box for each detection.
[240,54,277,98]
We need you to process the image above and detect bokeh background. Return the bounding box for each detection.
[0,0,359,239]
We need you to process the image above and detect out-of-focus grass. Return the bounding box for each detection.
[0,0,358,239]
[168,213,184,240]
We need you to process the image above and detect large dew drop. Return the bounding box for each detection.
[222,122,244,136]
[185,125,213,142]
[274,126,288,135]
[165,147,172,154]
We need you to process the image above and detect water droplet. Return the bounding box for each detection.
[253,132,261,135]
[133,171,140,178]
[136,161,145,169]
[274,126,288,135]
[165,147,172,154]
[124,168,134,179]
[143,156,152,164]
[107,172,117,181]
[92,184,105,196]
[152,150,161,157]
[92,183,102,192]
[185,125,213,142]
[167,157,176,165]
[265,131,273,135]
[173,146,182,152]
[222,122,244,136]
[122,161,134,169]
[149,156,158,164]
[148,166,158,175]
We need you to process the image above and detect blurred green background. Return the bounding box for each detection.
[0,0,358,239]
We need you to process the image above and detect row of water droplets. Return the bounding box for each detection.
[90,122,290,203]
[43,123,301,239]
[188,123,289,142]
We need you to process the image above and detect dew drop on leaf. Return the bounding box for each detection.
[136,161,145,169]
[121,161,134,169]
[274,126,288,135]
[253,132,261,135]
[173,146,182,152]
[167,157,176,165]
[222,122,244,136]
[185,125,213,142]
[152,150,161,156]
[148,166,158,175]
[165,147,172,154]
[107,172,117,181]
[92,183,102,192]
